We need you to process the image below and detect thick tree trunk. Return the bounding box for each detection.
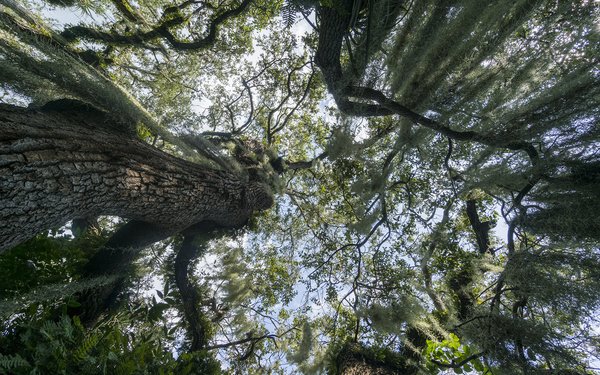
[0,103,272,251]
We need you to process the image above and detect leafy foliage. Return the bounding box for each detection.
[0,313,220,375]
[423,333,487,374]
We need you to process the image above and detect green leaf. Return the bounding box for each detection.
[148,303,170,321]
[473,359,485,372]
[66,298,81,308]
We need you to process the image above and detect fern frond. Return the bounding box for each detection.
[0,354,30,373]
[282,1,297,28]
[74,333,100,362]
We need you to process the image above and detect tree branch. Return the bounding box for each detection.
[430,351,486,369]
[285,151,328,171]
[314,4,540,166]
[174,222,234,351]
[465,200,493,254]
[61,0,253,51]
[206,327,296,352]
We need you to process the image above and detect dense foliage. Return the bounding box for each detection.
[1,0,598,374]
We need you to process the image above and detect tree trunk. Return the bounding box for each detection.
[0,102,273,251]
[174,225,224,351]
[335,343,416,375]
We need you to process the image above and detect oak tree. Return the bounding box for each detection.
[0,0,598,374]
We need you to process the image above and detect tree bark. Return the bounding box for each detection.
[0,102,273,252]
[335,342,416,375]
[173,222,230,351]
[465,200,492,254]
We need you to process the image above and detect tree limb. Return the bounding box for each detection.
[61,0,253,51]
[174,222,233,351]
[430,351,486,369]
[465,200,493,254]
[314,3,540,166]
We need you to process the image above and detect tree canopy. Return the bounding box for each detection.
[0,0,599,374]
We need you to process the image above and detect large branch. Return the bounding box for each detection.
[465,200,492,254]
[72,220,243,328]
[174,222,234,351]
[315,3,392,117]
[314,4,540,165]
[61,0,253,51]
[174,233,206,351]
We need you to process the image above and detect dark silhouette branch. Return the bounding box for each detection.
[314,3,540,166]
[236,79,254,134]
[285,151,328,171]
[268,66,315,144]
[465,200,493,254]
[207,334,272,351]
[174,232,207,351]
[174,222,234,351]
[61,0,253,51]
[205,327,296,362]
[430,351,486,369]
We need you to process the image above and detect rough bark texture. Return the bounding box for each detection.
[0,103,273,251]
[335,343,416,375]
[173,224,229,352]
